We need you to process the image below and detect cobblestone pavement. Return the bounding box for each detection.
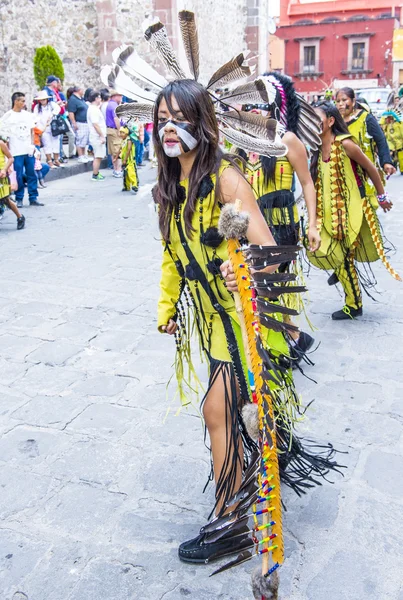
[0,165,402,600]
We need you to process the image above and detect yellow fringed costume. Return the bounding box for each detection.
[381,116,403,173]
[121,137,139,193]
[243,155,304,317]
[346,108,387,207]
[307,134,400,310]
[157,160,337,511]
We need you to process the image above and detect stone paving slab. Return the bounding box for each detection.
[0,165,402,599]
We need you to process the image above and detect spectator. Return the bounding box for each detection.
[132,117,145,167]
[34,148,50,188]
[0,137,25,229]
[33,90,61,168]
[67,86,89,163]
[65,87,77,158]
[100,88,110,119]
[84,88,94,104]
[0,92,43,207]
[100,89,113,168]
[56,78,70,162]
[105,89,123,177]
[44,75,66,164]
[87,91,106,181]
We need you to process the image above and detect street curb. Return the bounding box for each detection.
[46,158,108,182]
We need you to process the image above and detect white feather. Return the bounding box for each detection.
[112,44,167,90]
[107,65,157,104]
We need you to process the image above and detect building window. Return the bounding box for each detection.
[347,36,369,72]
[351,42,365,71]
[303,45,316,72]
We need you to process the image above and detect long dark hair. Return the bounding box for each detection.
[153,79,225,241]
[259,72,301,185]
[310,101,350,182]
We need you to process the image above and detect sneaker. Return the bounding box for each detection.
[289,331,315,367]
[131,186,139,194]
[17,215,25,230]
[113,170,123,178]
[77,156,87,164]
[29,200,44,207]
[83,155,90,163]
[92,173,105,181]
[332,305,363,320]
[38,179,47,189]
[16,201,23,208]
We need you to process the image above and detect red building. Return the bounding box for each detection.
[276,0,403,96]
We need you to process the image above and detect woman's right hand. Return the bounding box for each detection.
[161,319,177,334]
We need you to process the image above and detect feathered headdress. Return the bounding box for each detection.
[101,11,292,159]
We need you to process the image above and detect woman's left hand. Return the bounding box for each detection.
[220,260,238,293]
[384,163,396,176]
[307,225,321,252]
[0,169,6,178]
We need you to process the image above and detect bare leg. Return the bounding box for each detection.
[77,146,85,157]
[112,153,121,172]
[4,197,22,219]
[203,368,243,516]
[93,157,101,175]
[46,154,52,166]
[54,153,60,166]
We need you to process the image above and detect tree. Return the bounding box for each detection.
[33,46,65,89]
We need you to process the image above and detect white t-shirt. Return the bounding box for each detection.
[87,104,106,141]
[33,102,60,133]
[0,109,35,156]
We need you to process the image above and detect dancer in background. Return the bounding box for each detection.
[307,102,400,320]
[0,137,25,229]
[381,109,403,174]
[119,126,138,193]
[335,87,395,195]
[239,72,321,366]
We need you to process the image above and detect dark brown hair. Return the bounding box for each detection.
[153,79,227,241]
[335,87,355,101]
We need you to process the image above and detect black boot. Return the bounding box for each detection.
[289,331,315,367]
[327,272,339,286]
[332,305,363,320]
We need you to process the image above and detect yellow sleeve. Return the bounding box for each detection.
[157,243,184,332]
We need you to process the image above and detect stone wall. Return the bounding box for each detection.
[0,0,249,113]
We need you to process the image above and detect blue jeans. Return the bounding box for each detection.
[135,140,144,165]
[14,154,38,203]
[36,162,50,181]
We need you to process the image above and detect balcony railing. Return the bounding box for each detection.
[288,59,324,77]
[340,56,374,74]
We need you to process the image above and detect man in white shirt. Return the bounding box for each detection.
[86,90,107,181]
[0,92,43,207]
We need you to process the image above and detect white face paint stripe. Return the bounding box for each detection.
[158,121,198,152]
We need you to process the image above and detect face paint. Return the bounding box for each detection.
[158,120,199,157]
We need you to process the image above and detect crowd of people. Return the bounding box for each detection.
[0,75,154,230]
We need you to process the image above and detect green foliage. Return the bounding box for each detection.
[33,46,65,89]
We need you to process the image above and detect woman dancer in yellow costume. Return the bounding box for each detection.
[152,80,338,563]
[307,102,399,320]
[239,73,321,366]
[335,87,395,195]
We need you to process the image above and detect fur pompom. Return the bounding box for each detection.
[242,403,259,440]
[218,203,249,240]
[251,568,279,600]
